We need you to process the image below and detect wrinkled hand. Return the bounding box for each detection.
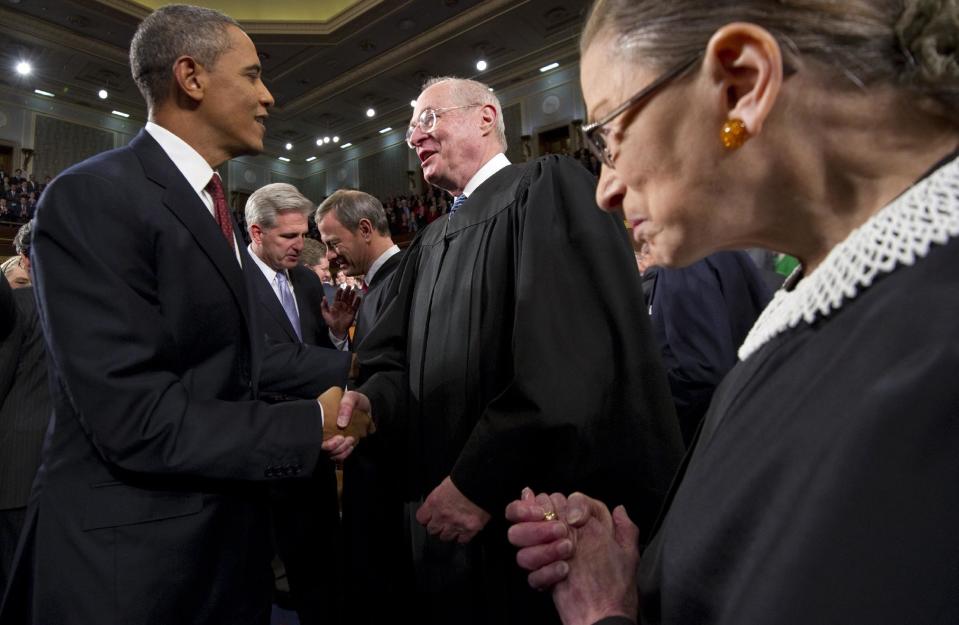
[507,489,639,625]
[318,387,375,462]
[321,287,359,339]
[506,487,575,588]
[416,476,491,543]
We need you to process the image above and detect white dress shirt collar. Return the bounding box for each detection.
[144,121,215,199]
[461,153,510,199]
[364,244,400,287]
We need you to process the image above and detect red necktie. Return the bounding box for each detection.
[205,173,235,251]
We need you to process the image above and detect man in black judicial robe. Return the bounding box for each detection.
[339,77,683,624]
[316,189,407,624]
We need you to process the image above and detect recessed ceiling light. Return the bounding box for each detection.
[111,110,130,118]
[366,108,375,118]
[278,156,291,162]
[410,100,417,107]
[323,136,330,144]
[378,127,392,134]
[34,89,54,98]
[539,62,560,73]
[316,138,323,146]
[305,156,316,162]
[340,142,352,149]
[488,87,494,92]
[284,142,293,150]
[332,136,340,143]
[16,61,31,76]
[476,60,488,71]
[98,89,108,100]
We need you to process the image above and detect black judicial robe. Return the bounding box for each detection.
[638,225,959,623]
[358,155,683,623]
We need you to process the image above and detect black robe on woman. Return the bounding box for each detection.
[637,155,959,625]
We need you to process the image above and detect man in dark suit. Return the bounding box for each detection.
[0,221,49,595]
[244,182,355,351]
[243,182,356,625]
[640,249,772,445]
[0,6,357,625]
[316,189,405,623]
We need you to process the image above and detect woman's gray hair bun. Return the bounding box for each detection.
[896,0,959,83]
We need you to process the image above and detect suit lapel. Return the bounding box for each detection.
[131,131,251,328]
[248,259,300,343]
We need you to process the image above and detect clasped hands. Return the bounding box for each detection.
[505,488,640,625]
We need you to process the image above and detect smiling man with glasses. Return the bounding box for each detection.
[336,75,683,625]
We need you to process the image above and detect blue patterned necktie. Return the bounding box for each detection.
[275,271,302,341]
[449,195,467,220]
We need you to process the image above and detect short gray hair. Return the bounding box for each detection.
[130,4,240,110]
[581,0,959,116]
[422,76,507,150]
[0,256,22,277]
[13,220,32,257]
[316,189,389,235]
[245,183,314,230]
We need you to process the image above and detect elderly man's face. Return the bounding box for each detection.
[5,263,30,289]
[408,82,486,195]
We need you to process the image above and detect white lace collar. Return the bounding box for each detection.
[739,156,959,360]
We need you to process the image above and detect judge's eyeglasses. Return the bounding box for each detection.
[406,104,482,148]
[582,53,702,169]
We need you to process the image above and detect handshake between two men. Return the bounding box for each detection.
[317,386,375,462]
[330,388,493,545]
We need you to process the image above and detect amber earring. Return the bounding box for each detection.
[720,118,749,150]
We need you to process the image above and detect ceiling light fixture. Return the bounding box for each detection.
[34,89,54,98]
[378,127,392,134]
[366,108,375,118]
[340,142,353,149]
[111,110,130,118]
[278,156,291,162]
[98,89,109,100]
[539,62,560,72]
[16,61,31,76]
[332,136,340,143]
[476,60,488,71]
[306,156,316,162]
[285,142,293,150]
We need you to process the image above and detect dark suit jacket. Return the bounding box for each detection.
[0,287,50,511]
[246,258,336,349]
[644,251,771,444]
[0,129,351,625]
[245,253,344,625]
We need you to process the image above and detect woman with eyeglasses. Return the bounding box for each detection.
[507,1,959,624]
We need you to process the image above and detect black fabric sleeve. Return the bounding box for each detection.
[450,156,683,526]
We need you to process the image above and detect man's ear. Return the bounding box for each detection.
[479,103,497,137]
[172,55,205,105]
[702,22,783,137]
[249,223,263,245]
[357,218,373,241]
